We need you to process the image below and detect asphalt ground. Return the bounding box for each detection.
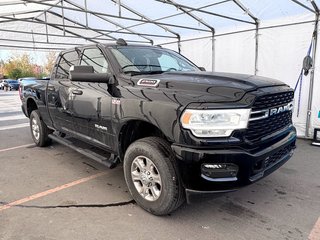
[0,90,319,240]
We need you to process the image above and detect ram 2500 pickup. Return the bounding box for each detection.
[21,39,296,215]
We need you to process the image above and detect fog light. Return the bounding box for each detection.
[201,163,239,182]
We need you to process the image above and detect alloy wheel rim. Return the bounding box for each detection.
[31,118,40,141]
[131,156,162,201]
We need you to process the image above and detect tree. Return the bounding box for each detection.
[2,52,46,79]
[10,68,23,79]
[44,51,57,75]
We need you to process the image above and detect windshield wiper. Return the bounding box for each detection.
[124,70,165,76]
[122,64,162,70]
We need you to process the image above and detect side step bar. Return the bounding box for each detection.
[48,134,118,169]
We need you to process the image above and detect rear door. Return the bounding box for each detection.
[47,50,80,133]
[70,47,114,149]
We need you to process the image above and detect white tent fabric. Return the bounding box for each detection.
[1,0,320,137]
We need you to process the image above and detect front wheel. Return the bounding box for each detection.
[30,110,52,147]
[124,137,185,215]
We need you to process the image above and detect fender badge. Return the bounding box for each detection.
[137,78,160,87]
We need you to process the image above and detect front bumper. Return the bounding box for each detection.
[171,128,296,196]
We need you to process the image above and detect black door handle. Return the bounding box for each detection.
[72,89,83,95]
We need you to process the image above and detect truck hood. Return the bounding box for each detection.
[131,71,286,103]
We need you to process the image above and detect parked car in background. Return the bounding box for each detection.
[4,79,20,91]
[18,77,37,84]
[0,79,5,90]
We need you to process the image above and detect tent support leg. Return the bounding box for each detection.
[254,21,259,75]
[61,0,66,36]
[84,0,88,28]
[212,32,215,71]
[306,13,319,137]
[44,11,49,43]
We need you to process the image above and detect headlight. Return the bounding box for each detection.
[180,109,251,137]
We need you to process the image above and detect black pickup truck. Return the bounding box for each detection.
[21,39,296,215]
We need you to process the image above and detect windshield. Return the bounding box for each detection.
[110,47,199,75]
[7,80,18,83]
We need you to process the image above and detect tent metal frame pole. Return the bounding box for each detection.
[47,11,118,41]
[212,33,215,71]
[31,0,61,20]
[0,44,66,51]
[47,11,174,38]
[0,28,150,43]
[84,0,88,28]
[23,0,211,33]
[306,1,320,137]
[160,19,317,46]
[44,11,49,43]
[0,17,29,24]
[232,0,259,75]
[254,22,260,75]
[289,0,316,14]
[109,0,179,37]
[61,0,66,36]
[7,13,174,39]
[0,0,56,7]
[0,37,84,46]
[108,0,180,48]
[166,0,215,32]
[0,9,43,18]
[154,0,255,25]
[108,1,229,33]
[164,0,215,57]
[65,0,153,44]
[33,17,99,43]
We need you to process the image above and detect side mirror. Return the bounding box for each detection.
[69,65,110,83]
[198,67,206,71]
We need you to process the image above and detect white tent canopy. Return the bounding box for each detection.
[1,0,320,138]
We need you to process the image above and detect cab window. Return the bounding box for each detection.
[55,50,79,79]
[80,48,110,74]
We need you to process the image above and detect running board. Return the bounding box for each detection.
[48,134,118,169]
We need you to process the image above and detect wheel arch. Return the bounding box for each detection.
[118,119,170,161]
[26,97,38,117]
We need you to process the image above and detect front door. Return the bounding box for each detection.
[70,47,114,150]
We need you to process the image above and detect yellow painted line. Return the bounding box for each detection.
[0,171,108,212]
[309,217,320,240]
[0,143,34,153]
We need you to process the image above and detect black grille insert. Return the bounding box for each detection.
[245,91,294,143]
[252,91,294,111]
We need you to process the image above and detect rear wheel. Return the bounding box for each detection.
[30,110,52,147]
[124,137,185,215]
